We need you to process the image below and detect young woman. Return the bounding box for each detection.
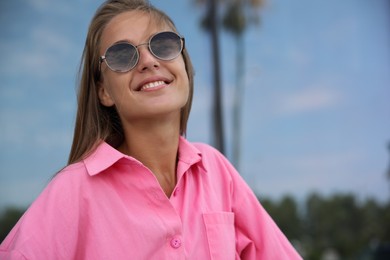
[0,0,302,259]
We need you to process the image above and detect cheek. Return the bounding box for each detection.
[178,59,190,90]
[104,73,131,98]
[179,69,190,96]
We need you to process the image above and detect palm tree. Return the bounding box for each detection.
[223,1,246,170]
[222,0,263,169]
[196,0,225,155]
[195,0,264,164]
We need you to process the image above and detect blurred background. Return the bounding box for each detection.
[1,0,389,258]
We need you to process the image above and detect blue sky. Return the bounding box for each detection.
[0,0,389,210]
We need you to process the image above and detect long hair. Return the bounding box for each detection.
[68,0,194,164]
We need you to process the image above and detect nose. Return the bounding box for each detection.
[136,44,160,72]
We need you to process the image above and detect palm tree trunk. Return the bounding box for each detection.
[232,33,244,170]
[208,0,225,154]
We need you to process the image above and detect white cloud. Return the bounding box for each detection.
[275,86,342,116]
[245,148,390,202]
[34,130,73,151]
[7,51,60,79]
[27,0,73,14]
[291,150,364,177]
[0,109,44,145]
[31,27,74,53]
[0,108,72,150]
[2,25,78,80]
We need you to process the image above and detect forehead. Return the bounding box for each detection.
[101,11,171,49]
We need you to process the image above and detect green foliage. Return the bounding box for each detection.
[197,0,263,34]
[222,2,246,35]
[261,195,302,240]
[0,207,25,243]
[2,194,390,259]
[259,193,390,260]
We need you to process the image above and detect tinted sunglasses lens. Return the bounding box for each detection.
[150,32,182,60]
[105,43,138,72]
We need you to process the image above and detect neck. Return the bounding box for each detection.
[119,115,181,197]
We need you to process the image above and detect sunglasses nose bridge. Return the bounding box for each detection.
[135,42,159,63]
[135,42,149,48]
[135,42,150,55]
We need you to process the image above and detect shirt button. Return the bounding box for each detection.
[170,237,182,249]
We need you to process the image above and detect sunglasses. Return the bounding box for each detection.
[99,31,185,73]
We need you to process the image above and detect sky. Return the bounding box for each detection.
[0,0,389,211]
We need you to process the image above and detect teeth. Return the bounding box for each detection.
[141,81,165,91]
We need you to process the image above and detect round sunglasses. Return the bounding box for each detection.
[99,31,185,73]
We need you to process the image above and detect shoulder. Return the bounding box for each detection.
[24,161,90,215]
[189,141,239,179]
[50,161,89,191]
[189,141,256,194]
[0,161,89,255]
[191,142,225,160]
[193,142,232,166]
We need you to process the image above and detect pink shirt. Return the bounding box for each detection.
[1,137,301,259]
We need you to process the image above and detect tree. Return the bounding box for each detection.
[196,0,226,154]
[304,193,367,259]
[0,207,25,243]
[196,0,264,167]
[260,195,302,240]
[260,192,390,259]
[222,0,263,170]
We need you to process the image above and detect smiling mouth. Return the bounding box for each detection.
[138,80,170,91]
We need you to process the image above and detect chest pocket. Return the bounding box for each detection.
[203,212,236,260]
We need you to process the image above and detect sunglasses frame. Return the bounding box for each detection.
[99,31,185,73]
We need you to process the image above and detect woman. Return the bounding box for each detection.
[0,0,302,259]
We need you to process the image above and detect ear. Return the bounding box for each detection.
[98,82,115,107]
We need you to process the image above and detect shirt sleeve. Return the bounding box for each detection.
[0,172,82,259]
[219,154,302,259]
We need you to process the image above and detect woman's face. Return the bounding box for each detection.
[98,11,189,125]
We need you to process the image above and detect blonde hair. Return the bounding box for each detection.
[68,0,194,164]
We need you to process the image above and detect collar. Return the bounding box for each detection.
[177,137,206,178]
[83,141,127,176]
[83,137,206,176]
